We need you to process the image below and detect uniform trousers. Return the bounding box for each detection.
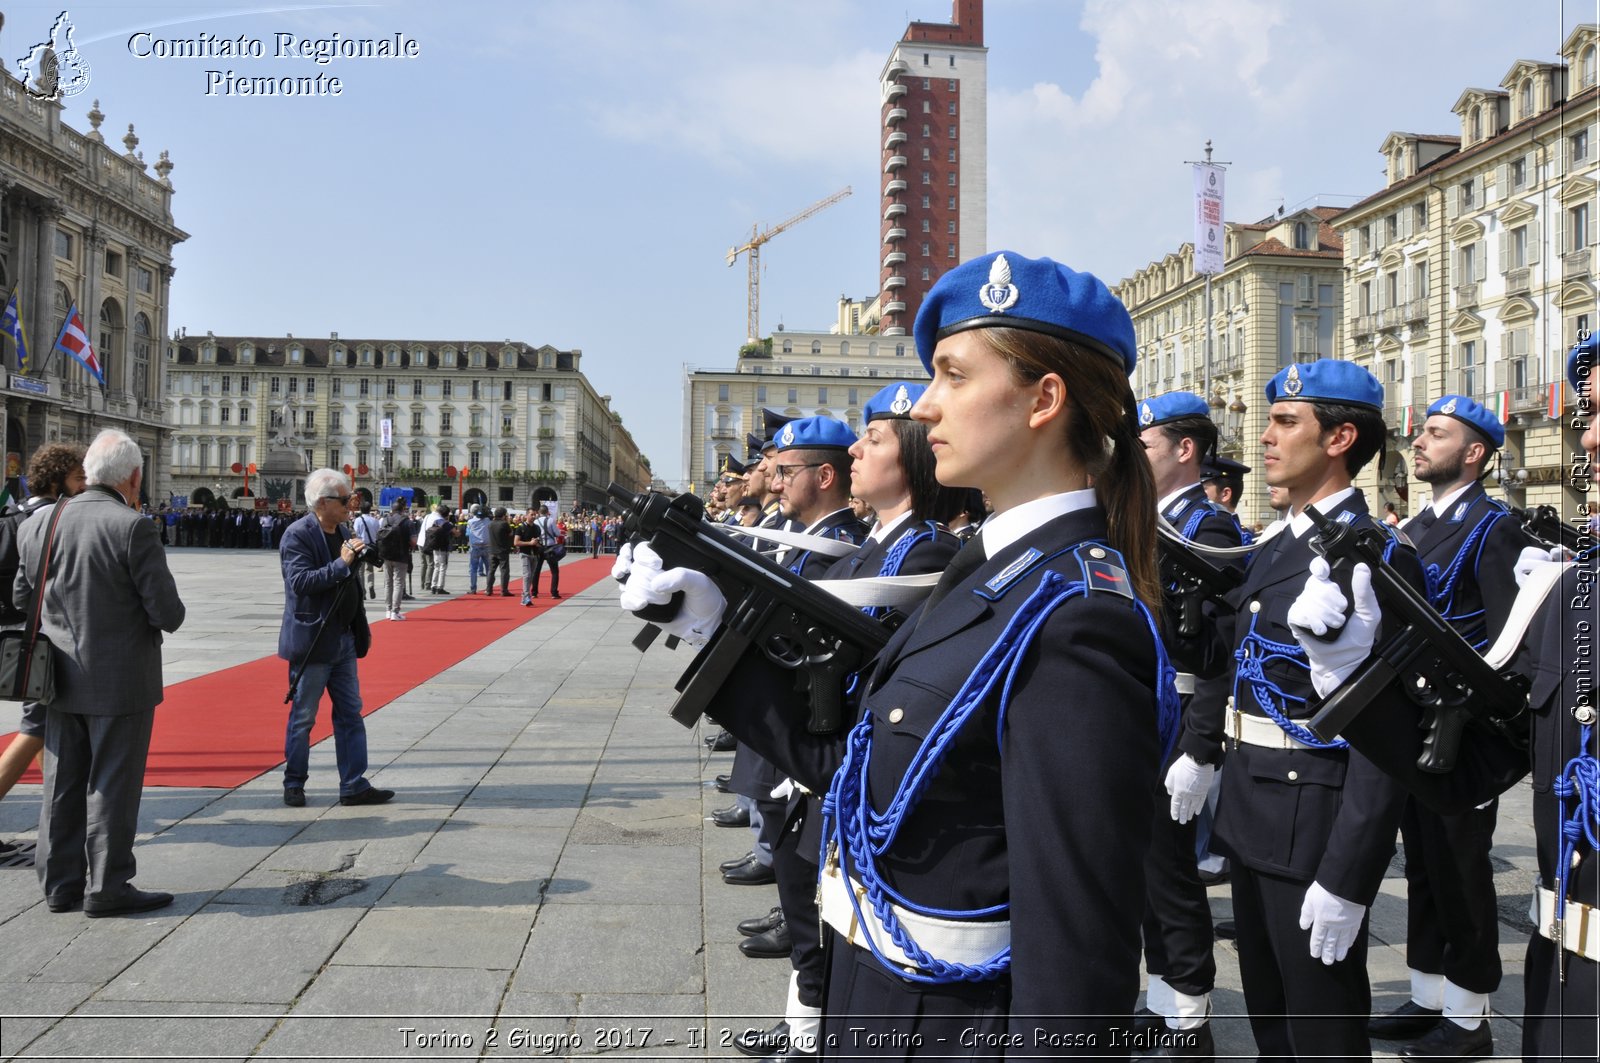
[37,708,155,903]
[773,800,824,1008]
[1399,797,1501,993]
[1141,764,1216,998]
[1521,935,1597,1061]
[1231,864,1372,1063]
[820,939,1011,1059]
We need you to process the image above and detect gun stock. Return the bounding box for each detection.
[1156,521,1244,639]
[608,483,889,734]
[1302,505,1528,772]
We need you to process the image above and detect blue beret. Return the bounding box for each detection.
[912,251,1137,376]
[1200,454,1252,479]
[773,415,855,452]
[1265,360,1383,411]
[1425,394,1503,449]
[1137,391,1211,430]
[863,381,926,423]
[1568,332,1598,394]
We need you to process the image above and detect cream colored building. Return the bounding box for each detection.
[1116,208,1347,525]
[1335,24,1599,518]
[164,333,649,513]
[683,313,928,489]
[0,84,185,501]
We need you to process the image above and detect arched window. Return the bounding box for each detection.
[132,312,151,400]
[97,298,123,389]
[1584,45,1597,88]
[839,340,850,356]
[1293,221,1310,250]
[1520,78,1533,118]
[1470,109,1481,142]
[782,339,793,354]
[810,340,822,354]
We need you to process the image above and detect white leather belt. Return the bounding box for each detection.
[818,861,1009,970]
[1532,885,1600,961]
[1229,706,1327,751]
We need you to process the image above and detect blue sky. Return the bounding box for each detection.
[3,0,1593,485]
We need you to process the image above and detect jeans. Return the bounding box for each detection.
[383,560,407,615]
[519,553,536,604]
[431,549,449,590]
[468,546,488,591]
[283,645,370,797]
[420,550,434,590]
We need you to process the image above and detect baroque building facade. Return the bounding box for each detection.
[164,334,649,512]
[1335,23,1599,516]
[0,80,184,500]
[1116,208,1347,525]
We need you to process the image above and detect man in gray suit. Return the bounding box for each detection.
[15,429,186,917]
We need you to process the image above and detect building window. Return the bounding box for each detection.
[1511,157,1528,190]
[288,377,300,395]
[948,101,956,115]
[1293,221,1310,249]
[303,410,315,431]
[1510,225,1529,268]
[947,219,956,234]
[1414,201,1428,230]
[921,218,930,232]
[1459,243,1477,280]
[948,78,957,89]
[921,266,931,281]
[921,146,930,161]
[500,451,512,471]
[947,148,956,162]
[470,450,482,469]
[922,123,931,136]
[1412,261,1429,300]
[810,340,821,354]
[921,171,931,185]
[756,384,766,403]
[921,194,930,208]
[135,266,154,293]
[922,100,930,113]
[104,249,123,277]
[411,448,422,467]
[359,378,370,398]
[818,386,828,404]
[1457,340,1480,396]
[921,242,931,256]
[411,411,423,432]
[922,52,929,65]
[331,411,343,432]
[305,378,315,396]
[1519,79,1533,118]
[1460,180,1476,211]
[948,242,956,258]
[1583,45,1597,88]
[386,348,399,366]
[440,448,452,470]
[270,375,281,395]
[54,231,72,259]
[359,347,373,365]
[787,387,798,404]
[948,172,957,186]
[440,412,452,433]
[895,343,906,357]
[239,405,250,423]
[357,412,370,433]
[948,196,956,210]
[1573,129,1591,163]
[949,124,957,139]
[1571,203,1591,252]
[385,379,396,397]
[443,380,453,397]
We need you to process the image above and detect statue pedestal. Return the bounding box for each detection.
[259,447,308,506]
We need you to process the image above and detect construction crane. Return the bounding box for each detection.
[727,186,852,342]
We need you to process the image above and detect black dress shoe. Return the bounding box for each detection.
[1398,1019,1492,1060]
[734,1021,789,1058]
[1136,1022,1213,1060]
[759,1050,817,1063]
[1134,1008,1162,1034]
[1369,1000,1445,1039]
[45,893,82,913]
[710,805,751,828]
[340,786,395,806]
[283,787,306,807]
[739,922,792,958]
[720,852,758,874]
[714,773,732,793]
[738,905,784,936]
[706,730,737,752]
[85,887,174,919]
[1212,919,1236,940]
[722,860,776,886]
[1197,866,1229,887]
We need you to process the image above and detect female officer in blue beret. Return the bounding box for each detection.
[630,252,1177,1058]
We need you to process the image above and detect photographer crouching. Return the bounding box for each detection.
[278,469,394,809]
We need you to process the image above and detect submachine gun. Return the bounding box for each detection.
[1156,520,1245,639]
[1302,505,1529,773]
[1512,503,1585,553]
[608,484,890,735]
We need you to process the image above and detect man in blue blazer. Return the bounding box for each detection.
[278,468,391,808]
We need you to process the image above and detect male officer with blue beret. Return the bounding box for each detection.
[1290,334,1599,1063]
[1185,359,1426,1061]
[1137,391,1247,1057]
[1365,394,1526,1059]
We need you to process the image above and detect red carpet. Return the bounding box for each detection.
[2,556,614,789]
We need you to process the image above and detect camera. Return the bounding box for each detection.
[345,538,385,568]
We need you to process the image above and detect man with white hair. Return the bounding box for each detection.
[15,429,186,917]
[277,469,393,809]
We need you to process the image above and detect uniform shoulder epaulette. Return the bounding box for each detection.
[975,540,1134,602]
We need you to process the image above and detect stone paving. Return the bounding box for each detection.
[0,548,1543,1060]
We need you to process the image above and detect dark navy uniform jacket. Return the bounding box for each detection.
[1159,482,1247,690]
[1337,562,1597,1059]
[711,505,1164,1047]
[1401,481,1526,650]
[1192,490,1423,905]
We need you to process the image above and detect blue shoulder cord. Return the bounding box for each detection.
[1422,508,1508,652]
[1234,522,1401,751]
[1553,719,1600,931]
[820,559,1180,984]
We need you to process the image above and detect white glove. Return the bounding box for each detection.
[1515,544,1571,588]
[618,544,727,646]
[1287,558,1380,698]
[610,541,635,581]
[1298,881,1367,964]
[1163,754,1214,825]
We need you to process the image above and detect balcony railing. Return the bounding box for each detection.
[1511,383,1548,412]
[884,154,907,172]
[1505,267,1532,295]
[1380,306,1408,329]
[1564,248,1593,279]
[1454,282,1479,307]
[883,227,906,243]
[1349,314,1376,337]
[1404,298,1428,323]
[884,178,907,195]
[885,107,907,125]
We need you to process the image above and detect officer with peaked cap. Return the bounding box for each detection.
[1183,359,1426,1061]
[1200,454,1252,538]
[635,251,1179,1055]
[734,384,964,1060]
[1137,391,1247,1057]
[1290,333,1599,1062]
[1364,394,1527,1058]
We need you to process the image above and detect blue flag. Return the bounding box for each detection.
[1,287,28,371]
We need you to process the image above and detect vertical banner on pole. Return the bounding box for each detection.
[1193,163,1226,276]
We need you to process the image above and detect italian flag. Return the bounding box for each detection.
[1493,391,1511,423]
[1401,406,1416,435]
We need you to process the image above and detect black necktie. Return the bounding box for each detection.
[1407,508,1437,543]
[919,533,986,619]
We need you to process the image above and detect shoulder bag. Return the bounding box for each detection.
[0,496,69,703]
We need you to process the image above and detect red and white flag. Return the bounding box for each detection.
[53,303,103,384]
